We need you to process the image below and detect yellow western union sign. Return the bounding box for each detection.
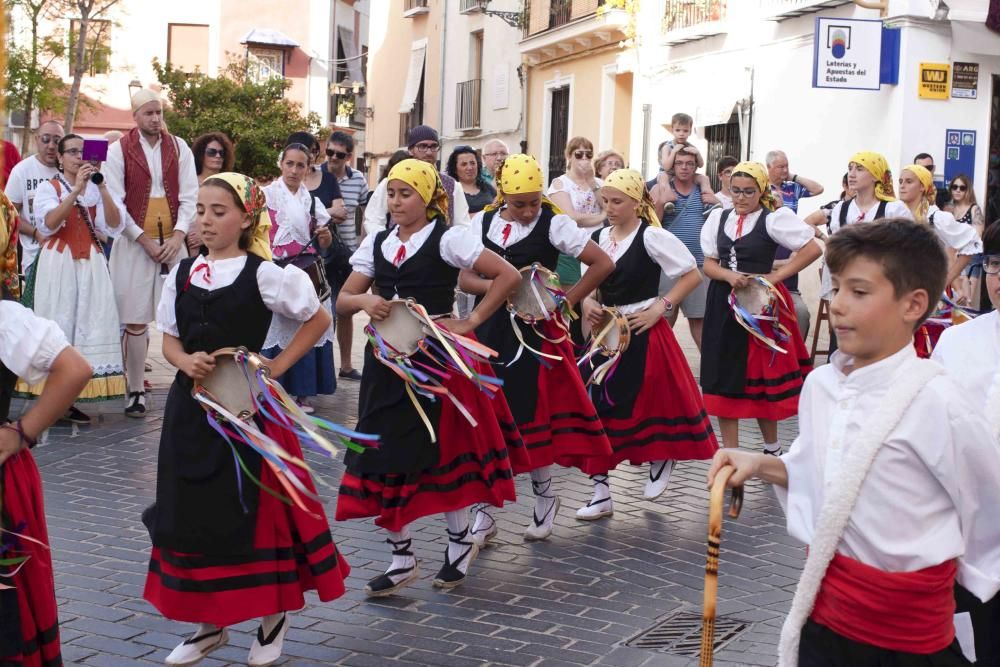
[919,62,950,99]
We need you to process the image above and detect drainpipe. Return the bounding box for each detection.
[438,0,449,147]
[331,0,339,126]
[520,63,529,153]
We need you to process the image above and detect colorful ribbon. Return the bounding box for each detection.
[728,276,792,356]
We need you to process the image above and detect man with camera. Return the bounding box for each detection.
[104,89,198,417]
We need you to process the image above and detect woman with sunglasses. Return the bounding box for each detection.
[446,146,496,215]
[188,132,236,254]
[288,132,347,226]
[947,174,986,307]
[16,134,127,422]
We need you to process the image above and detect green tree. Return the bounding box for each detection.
[153,57,322,179]
[63,0,123,133]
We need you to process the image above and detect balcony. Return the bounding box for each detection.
[662,0,726,45]
[403,0,430,18]
[459,0,488,13]
[520,0,628,66]
[757,0,851,21]
[455,79,483,131]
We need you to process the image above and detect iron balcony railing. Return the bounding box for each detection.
[455,79,483,131]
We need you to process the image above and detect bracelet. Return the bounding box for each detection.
[2,419,37,450]
[661,296,674,312]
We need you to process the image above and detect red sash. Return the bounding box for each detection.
[121,127,180,227]
[811,552,957,654]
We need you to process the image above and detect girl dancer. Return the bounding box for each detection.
[335,159,521,596]
[1,301,91,667]
[144,173,350,666]
[262,142,336,414]
[577,169,718,520]
[17,134,126,421]
[459,154,615,543]
[700,162,821,454]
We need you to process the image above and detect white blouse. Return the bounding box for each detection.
[32,178,125,239]
[156,255,321,338]
[262,180,332,252]
[932,311,1000,427]
[776,344,1000,603]
[587,224,697,315]
[469,208,592,259]
[700,206,815,261]
[828,199,912,233]
[928,206,983,256]
[0,301,71,384]
[349,222,485,279]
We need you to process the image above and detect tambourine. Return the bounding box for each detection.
[193,347,270,421]
[368,299,432,360]
[729,276,791,355]
[508,263,562,323]
[578,305,631,387]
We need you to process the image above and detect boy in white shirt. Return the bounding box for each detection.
[708,218,1000,666]
[932,220,1000,666]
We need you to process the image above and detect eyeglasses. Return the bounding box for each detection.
[484,151,509,159]
[951,184,968,192]
[205,148,226,158]
[731,188,759,198]
[413,142,440,152]
[62,148,82,156]
[326,148,348,159]
[983,255,1000,275]
[38,134,62,145]
[573,150,593,160]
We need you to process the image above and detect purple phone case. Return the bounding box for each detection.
[82,139,109,162]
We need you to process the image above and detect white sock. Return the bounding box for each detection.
[444,509,473,569]
[123,327,148,394]
[471,503,494,535]
[386,527,415,579]
[530,465,556,520]
[763,441,781,454]
[649,460,669,481]
[590,473,611,504]
[193,623,221,638]
[259,612,285,637]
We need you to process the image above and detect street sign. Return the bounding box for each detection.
[952,62,979,99]
[918,63,950,99]
[812,17,882,91]
[944,129,976,184]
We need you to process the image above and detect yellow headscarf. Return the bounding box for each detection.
[732,161,781,211]
[483,153,563,214]
[387,158,450,223]
[601,168,662,227]
[849,151,896,202]
[901,164,935,223]
[202,172,272,260]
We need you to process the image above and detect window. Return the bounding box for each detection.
[704,119,741,191]
[247,47,284,83]
[68,19,111,76]
[167,24,209,73]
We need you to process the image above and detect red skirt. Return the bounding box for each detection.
[335,363,519,532]
[508,320,612,476]
[0,450,61,667]
[143,423,350,627]
[704,283,812,420]
[588,319,717,471]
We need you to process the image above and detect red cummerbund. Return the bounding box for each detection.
[810,552,957,654]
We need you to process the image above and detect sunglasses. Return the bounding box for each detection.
[951,184,968,192]
[573,150,594,160]
[38,134,62,145]
[205,148,226,158]
[326,148,349,159]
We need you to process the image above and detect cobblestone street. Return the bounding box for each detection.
[18,320,808,667]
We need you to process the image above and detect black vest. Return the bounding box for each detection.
[839,198,888,227]
[175,253,272,355]
[373,219,459,315]
[481,206,560,271]
[717,209,778,275]
[593,222,660,306]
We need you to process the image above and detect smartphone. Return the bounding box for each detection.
[82,138,109,162]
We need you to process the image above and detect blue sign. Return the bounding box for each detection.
[944,129,976,185]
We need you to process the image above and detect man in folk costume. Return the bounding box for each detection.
[709,220,1000,666]
[105,89,198,417]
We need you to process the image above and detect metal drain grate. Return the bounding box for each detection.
[625,611,750,656]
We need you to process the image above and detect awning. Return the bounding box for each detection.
[240,28,298,49]
[399,39,427,114]
[695,99,738,128]
[338,26,364,84]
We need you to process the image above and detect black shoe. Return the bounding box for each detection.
[62,406,91,424]
[125,391,146,418]
[338,368,362,381]
[432,527,478,589]
[365,537,420,598]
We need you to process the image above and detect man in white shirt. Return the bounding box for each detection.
[709,220,1000,666]
[4,120,63,273]
[363,125,470,236]
[104,89,198,417]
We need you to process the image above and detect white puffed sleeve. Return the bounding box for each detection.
[31,180,60,237]
[700,207,724,259]
[549,213,592,257]
[764,206,816,251]
[257,262,322,322]
[155,263,182,336]
[441,225,485,270]
[349,232,377,278]
[930,208,982,255]
[0,301,71,384]
[645,226,698,278]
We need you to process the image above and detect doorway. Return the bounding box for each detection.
[548,86,570,183]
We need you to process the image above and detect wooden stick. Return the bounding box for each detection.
[700,464,744,667]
